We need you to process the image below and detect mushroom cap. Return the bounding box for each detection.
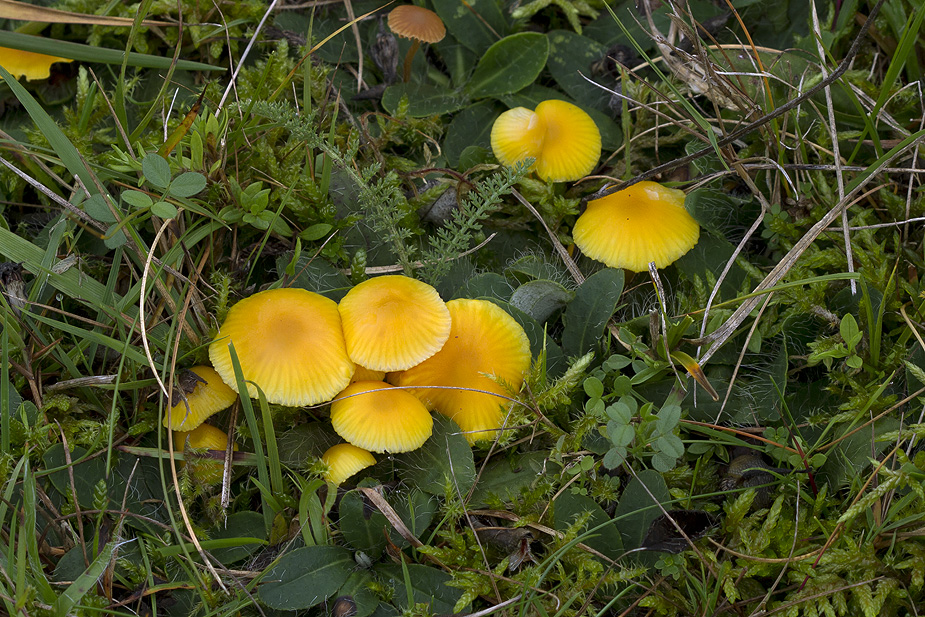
[322,443,377,485]
[209,288,355,406]
[393,299,531,443]
[351,365,387,383]
[173,424,237,485]
[175,423,235,451]
[572,181,700,272]
[0,47,72,81]
[339,275,451,372]
[491,100,601,182]
[330,381,433,453]
[163,366,237,432]
[387,5,446,43]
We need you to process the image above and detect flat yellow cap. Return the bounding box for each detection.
[393,299,530,443]
[209,288,354,406]
[331,381,433,453]
[322,443,376,485]
[339,275,451,371]
[163,365,237,432]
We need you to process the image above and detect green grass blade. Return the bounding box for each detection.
[227,343,275,535]
[52,539,121,617]
[0,30,222,71]
[0,64,111,197]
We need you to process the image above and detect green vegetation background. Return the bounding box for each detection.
[1,0,925,615]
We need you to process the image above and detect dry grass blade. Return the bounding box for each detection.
[609,0,888,192]
[0,0,169,26]
[699,131,925,365]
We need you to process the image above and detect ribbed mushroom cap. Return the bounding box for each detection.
[572,181,700,272]
[173,424,238,485]
[322,443,377,485]
[339,275,451,371]
[330,381,433,453]
[163,366,237,432]
[209,288,354,406]
[387,5,446,43]
[393,299,531,443]
[350,365,387,384]
[491,100,601,182]
[0,47,72,81]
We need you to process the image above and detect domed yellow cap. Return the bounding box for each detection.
[330,381,433,453]
[393,299,531,443]
[322,443,376,485]
[572,181,700,272]
[339,275,451,371]
[491,100,601,182]
[209,288,355,406]
[163,366,237,432]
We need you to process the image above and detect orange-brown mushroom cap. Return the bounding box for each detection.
[163,366,237,432]
[387,5,446,43]
[339,275,451,372]
[491,100,601,182]
[322,443,377,485]
[572,181,700,272]
[209,288,355,406]
[393,299,531,443]
[330,381,433,453]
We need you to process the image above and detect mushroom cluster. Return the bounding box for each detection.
[168,275,532,488]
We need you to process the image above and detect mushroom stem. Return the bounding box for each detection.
[402,39,421,82]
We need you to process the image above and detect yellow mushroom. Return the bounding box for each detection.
[572,181,700,272]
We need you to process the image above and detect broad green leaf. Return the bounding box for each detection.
[466,33,549,98]
[553,490,623,559]
[150,201,177,219]
[443,102,498,167]
[452,272,511,301]
[381,82,470,118]
[510,279,574,323]
[0,30,222,71]
[486,298,566,376]
[301,223,334,241]
[258,545,353,610]
[561,268,624,356]
[584,376,604,399]
[121,190,153,210]
[614,470,670,551]
[432,0,509,55]
[43,445,106,508]
[656,404,682,433]
[546,30,611,112]
[142,153,171,189]
[608,422,634,447]
[208,511,267,565]
[396,415,475,495]
[168,171,207,198]
[377,564,469,614]
[83,194,117,223]
[468,450,549,507]
[336,571,380,617]
[339,489,388,558]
